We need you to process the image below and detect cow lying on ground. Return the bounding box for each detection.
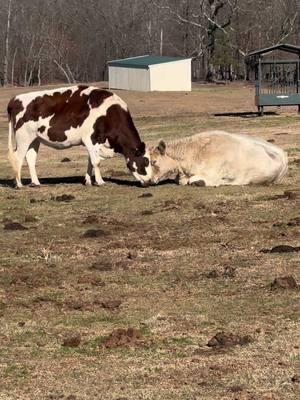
[148,131,288,186]
[7,85,151,188]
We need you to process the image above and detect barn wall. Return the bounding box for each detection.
[108,66,150,91]
[149,59,191,91]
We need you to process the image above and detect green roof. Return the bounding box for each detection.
[108,55,191,69]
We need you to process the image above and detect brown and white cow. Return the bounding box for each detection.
[7,85,151,188]
[148,131,288,186]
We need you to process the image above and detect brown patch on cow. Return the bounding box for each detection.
[91,104,149,175]
[207,332,252,348]
[271,276,298,289]
[62,332,81,347]
[38,126,46,133]
[102,328,142,348]
[14,86,96,142]
[7,97,24,127]
[260,245,300,253]
[89,89,112,108]
[4,222,28,231]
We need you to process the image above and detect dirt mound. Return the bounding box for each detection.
[4,221,28,231]
[207,332,252,348]
[271,276,298,289]
[62,332,81,347]
[260,245,300,253]
[103,328,142,348]
[82,215,99,224]
[206,266,236,279]
[82,229,108,238]
[138,192,153,198]
[24,214,38,222]
[141,210,153,215]
[100,300,122,310]
[52,194,75,202]
[287,217,300,226]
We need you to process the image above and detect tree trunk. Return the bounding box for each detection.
[3,0,12,86]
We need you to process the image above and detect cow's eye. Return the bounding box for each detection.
[151,160,157,166]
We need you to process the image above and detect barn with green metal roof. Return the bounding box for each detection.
[108,55,192,91]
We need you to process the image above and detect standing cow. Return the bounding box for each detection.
[148,131,288,186]
[7,85,151,188]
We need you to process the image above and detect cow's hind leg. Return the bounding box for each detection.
[13,136,36,188]
[26,139,41,187]
[85,156,93,186]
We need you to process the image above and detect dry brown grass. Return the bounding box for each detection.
[0,82,299,400]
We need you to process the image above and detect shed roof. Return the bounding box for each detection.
[246,43,300,59]
[108,55,191,69]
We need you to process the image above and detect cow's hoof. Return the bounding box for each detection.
[191,180,206,187]
[29,183,40,188]
[94,181,105,186]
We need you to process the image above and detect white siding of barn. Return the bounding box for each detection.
[149,59,192,91]
[109,66,150,91]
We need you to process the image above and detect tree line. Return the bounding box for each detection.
[1,0,299,86]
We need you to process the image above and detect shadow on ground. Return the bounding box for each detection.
[214,111,278,118]
[0,176,175,188]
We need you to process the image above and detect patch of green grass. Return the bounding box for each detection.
[170,337,195,346]
[2,364,29,379]
[55,313,123,328]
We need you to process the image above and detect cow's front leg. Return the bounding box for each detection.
[93,164,105,186]
[84,144,105,186]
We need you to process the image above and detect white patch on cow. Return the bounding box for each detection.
[80,86,96,97]
[132,149,152,185]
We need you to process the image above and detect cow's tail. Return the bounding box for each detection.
[7,113,18,175]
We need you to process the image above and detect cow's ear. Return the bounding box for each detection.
[135,142,145,157]
[157,140,166,155]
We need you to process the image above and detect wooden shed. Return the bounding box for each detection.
[108,55,192,92]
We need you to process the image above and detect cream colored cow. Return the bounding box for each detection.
[148,131,288,186]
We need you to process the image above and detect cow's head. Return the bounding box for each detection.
[126,142,152,185]
[149,140,178,184]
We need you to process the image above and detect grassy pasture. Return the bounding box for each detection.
[0,82,299,400]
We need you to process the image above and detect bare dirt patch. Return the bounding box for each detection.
[103,328,142,348]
